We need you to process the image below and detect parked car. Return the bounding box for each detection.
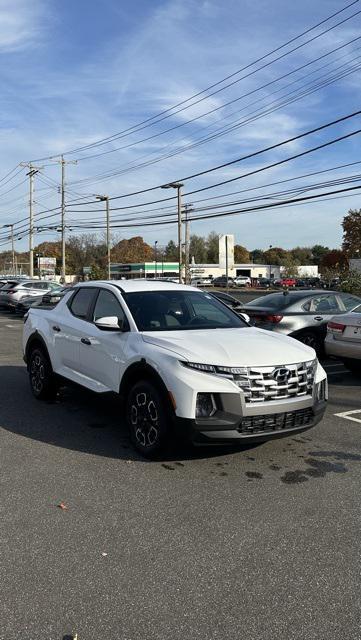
[325,305,361,374]
[212,276,235,288]
[280,277,297,288]
[23,280,327,457]
[2,280,60,311]
[241,290,361,355]
[295,279,306,288]
[191,276,213,286]
[15,287,66,316]
[0,280,26,307]
[256,278,271,289]
[234,276,251,287]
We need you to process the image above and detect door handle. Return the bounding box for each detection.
[52,325,61,332]
[314,316,323,321]
[81,337,91,345]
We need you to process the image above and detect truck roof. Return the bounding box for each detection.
[75,279,198,293]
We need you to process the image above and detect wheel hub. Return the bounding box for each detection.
[30,355,45,393]
[131,392,159,447]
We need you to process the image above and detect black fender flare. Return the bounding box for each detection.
[119,360,175,414]
[24,331,53,370]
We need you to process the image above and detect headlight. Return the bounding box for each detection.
[182,362,216,373]
[182,362,247,375]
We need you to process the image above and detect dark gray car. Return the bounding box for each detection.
[241,290,361,354]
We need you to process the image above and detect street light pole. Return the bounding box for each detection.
[96,195,111,279]
[161,182,184,283]
[154,241,158,277]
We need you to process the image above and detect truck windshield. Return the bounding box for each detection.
[123,290,247,331]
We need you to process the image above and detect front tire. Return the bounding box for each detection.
[126,380,171,458]
[29,347,57,400]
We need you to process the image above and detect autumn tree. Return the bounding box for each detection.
[263,247,289,266]
[164,240,178,260]
[342,209,361,257]
[311,244,330,266]
[206,232,219,263]
[320,249,348,270]
[111,236,153,263]
[189,235,207,263]
[250,249,265,263]
[290,246,313,265]
[234,244,250,263]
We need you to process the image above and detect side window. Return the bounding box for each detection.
[310,295,340,313]
[23,283,35,289]
[339,293,361,311]
[69,288,96,319]
[93,289,126,323]
[302,300,311,312]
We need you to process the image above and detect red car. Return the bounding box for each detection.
[281,277,296,287]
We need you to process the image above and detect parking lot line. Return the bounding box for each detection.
[334,409,361,424]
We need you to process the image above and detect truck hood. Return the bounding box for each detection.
[141,327,315,366]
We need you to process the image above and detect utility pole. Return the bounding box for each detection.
[21,163,41,278]
[161,182,184,283]
[183,203,193,284]
[96,195,111,279]
[56,156,77,283]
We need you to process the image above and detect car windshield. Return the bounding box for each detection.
[246,293,297,309]
[123,290,247,331]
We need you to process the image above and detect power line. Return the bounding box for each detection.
[26,0,360,162]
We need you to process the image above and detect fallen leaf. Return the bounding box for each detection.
[101,552,108,557]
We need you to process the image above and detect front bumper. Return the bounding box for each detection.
[175,399,327,445]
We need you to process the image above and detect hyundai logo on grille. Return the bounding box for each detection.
[273,367,291,382]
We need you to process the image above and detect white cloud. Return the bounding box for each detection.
[0,0,50,52]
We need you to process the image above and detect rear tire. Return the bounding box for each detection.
[29,347,57,400]
[296,331,323,356]
[126,380,171,458]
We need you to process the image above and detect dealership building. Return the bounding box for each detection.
[109,235,318,280]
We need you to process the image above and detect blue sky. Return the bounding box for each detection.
[0,0,361,252]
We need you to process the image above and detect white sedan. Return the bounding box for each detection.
[325,306,361,374]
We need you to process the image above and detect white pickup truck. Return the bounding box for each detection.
[23,280,328,457]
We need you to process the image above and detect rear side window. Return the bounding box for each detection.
[338,293,361,311]
[69,288,96,319]
[246,293,293,309]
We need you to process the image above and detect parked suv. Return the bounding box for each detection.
[23,281,327,457]
[1,280,59,311]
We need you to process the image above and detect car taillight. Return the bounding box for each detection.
[327,321,346,334]
[8,289,15,294]
[265,314,283,323]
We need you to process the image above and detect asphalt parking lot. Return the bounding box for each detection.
[0,311,361,639]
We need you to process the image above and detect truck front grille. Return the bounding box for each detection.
[231,361,315,403]
[237,407,314,434]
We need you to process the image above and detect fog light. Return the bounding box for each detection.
[315,380,326,401]
[196,393,217,418]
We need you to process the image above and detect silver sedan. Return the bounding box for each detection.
[325,307,361,374]
[242,290,361,355]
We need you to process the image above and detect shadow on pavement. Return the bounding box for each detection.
[0,365,258,462]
